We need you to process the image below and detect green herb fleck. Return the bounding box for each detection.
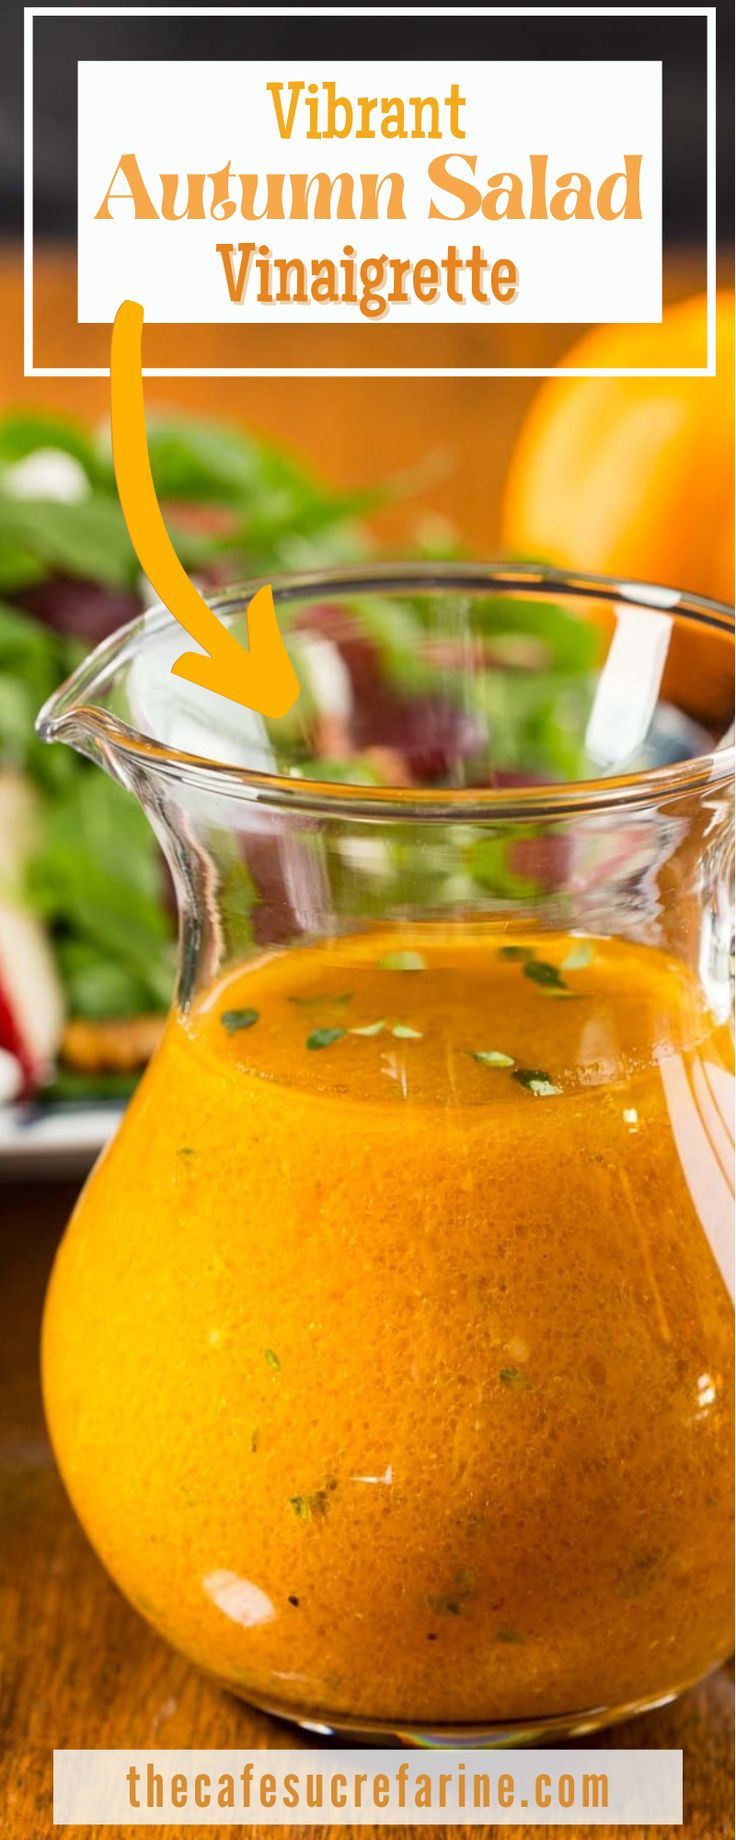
[251,1428,260,1453]
[513,1068,563,1097]
[392,1023,423,1039]
[177,1146,196,1158]
[378,951,426,971]
[496,1625,524,1643]
[264,1348,281,1372]
[498,944,535,963]
[427,1593,463,1616]
[289,991,353,1007]
[522,959,568,993]
[472,1050,515,1069]
[221,1007,259,1034]
[306,1026,347,1050]
[351,1020,386,1037]
[289,1483,335,1521]
[616,1549,661,1598]
[289,1495,311,1520]
[500,1366,532,1391]
[426,1567,475,1617]
[562,941,595,971]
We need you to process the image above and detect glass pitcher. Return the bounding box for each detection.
[38,564,734,1747]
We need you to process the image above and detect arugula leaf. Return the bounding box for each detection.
[0,493,138,589]
[467,668,596,781]
[0,599,74,701]
[470,596,600,674]
[291,756,385,786]
[144,419,266,503]
[24,772,175,1011]
[41,1067,140,1103]
[0,602,80,785]
[468,834,541,900]
[126,415,376,545]
[0,411,105,483]
[0,547,47,592]
[55,938,167,1022]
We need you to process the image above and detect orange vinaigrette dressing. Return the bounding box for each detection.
[42,930,734,1727]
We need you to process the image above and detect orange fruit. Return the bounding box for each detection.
[502,293,734,605]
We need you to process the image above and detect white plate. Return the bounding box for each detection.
[0,1101,123,1181]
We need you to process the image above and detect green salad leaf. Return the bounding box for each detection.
[0,410,106,483]
[0,494,139,589]
[25,772,175,1014]
[0,409,381,1062]
[0,405,604,1102]
[0,601,81,788]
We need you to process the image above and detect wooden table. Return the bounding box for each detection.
[0,1180,733,1840]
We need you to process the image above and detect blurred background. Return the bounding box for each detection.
[2,0,733,549]
[0,0,733,1127]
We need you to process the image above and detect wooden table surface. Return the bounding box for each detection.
[0,1179,733,1840]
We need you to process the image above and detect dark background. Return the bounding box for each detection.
[5,0,733,248]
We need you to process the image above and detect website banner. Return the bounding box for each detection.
[53,1747,684,1826]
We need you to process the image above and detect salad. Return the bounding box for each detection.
[0,408,599,1110]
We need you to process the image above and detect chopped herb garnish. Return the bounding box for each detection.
[472,1050,515,1068]
[251,1428,260,1453]
[351,1020,386,1037]
[454,1566,476,1589]
[378,950,426,971]
[177,1146,196,1158]
[496,1625,524,1643]
[288,1594,300,1607]
[289,1495,312,1520]
[616,1549,660,1597]
[513,1068,563,1097]
[289,1484,334,1521]
[221,1007,260,1034]
[264,1348,281,1372]
[392,1023,423,1039]
[500,1366,532,1390]
[306,1026,347,1050]
[522,959,568,992]
[498,944,535,962]
[289,991,353,1007]
[562,941,595,971]
[426,1568,475,1617]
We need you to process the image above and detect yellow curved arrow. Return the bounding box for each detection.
[110,300,300,719]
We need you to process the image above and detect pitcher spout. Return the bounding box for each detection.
[36,608,148,768]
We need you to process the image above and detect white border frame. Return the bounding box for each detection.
[23,5,718,377]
